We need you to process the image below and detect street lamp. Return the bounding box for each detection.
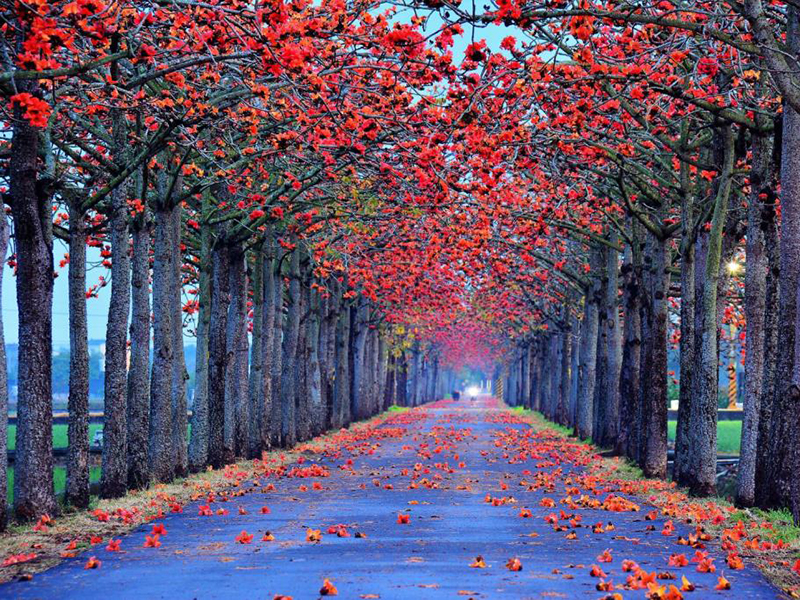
[727,260,742,275]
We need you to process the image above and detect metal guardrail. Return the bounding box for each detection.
[5,411,194,463]
[667,409,742,421]
[7,412,106,426]
[7,411,193,426]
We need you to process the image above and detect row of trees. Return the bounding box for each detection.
[473,1,800,523]
[0,0,467,528]
[7,0,800,533]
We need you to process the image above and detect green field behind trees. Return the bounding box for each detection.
[667,421,742,455]
[5,425,104,505]
[6,424,104,451]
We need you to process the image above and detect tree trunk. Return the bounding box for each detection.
[100,113,131,499]
[530,339,541,413]
[673,189,696,484]
[638,232,669,479]
[351,298,369,419]
[280,246,301,447]
[66,194,90,508]
[207,237,231,468]
[599,237,621,447]
[761,7,800,518]
[127,213,151,487]
[593,246,609,440]
[568,322,580,426]
[333,296,351,425]
[295,268,312,441]
[318,294,330,425]
[384,351,395,410]
[269,254,284,446]
[519,349,525,408]
[148,202,175,483]
[415,347,426,405]
[0,213,8,527]
[234,256,250,454]
[523,345,531,409]
[11,88,57,520]
[0,209,7,531]
[429,353,439,405]
[687,126,735,496]
[550,334,562,419]
[737,127,774,506]
[558,323,572,426]
[396,352,408,406]
[225,246,248,458]
[321,288,337,426]
[248,249,264,458]
[188,213,210,472]
[260,232,276,450]
[576,289,599,440]
[170,203,189,478]
[308,287,324,435]
[616,238,642,459]
[755,142,781,504]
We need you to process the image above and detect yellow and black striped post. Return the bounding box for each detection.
[727,364,737,408]
[728,322,738,409]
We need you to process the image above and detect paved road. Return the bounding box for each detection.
[1,399,782,599]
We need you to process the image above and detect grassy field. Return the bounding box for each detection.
[6,466,102,506]
[6,425,104,505]
[511,408,743,455]
[668,420,742,455]
[7,424,104,451]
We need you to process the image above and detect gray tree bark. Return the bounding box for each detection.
[673,181,696,484]
[260,232,277,450]
[332,293,351,426]
[351,298,369,419]
[295,268,312,442]
[308,287,324,435]
[737,127,774,506]
[569,320,580,426]
[187,212,210,472]
[558,323,572,426]
[638,232,669,479]
[248,249,264,458]
[760,7,800,519]
[66,193,90,508]
[576,287,599,440]
[280,246,301,447]
[225,246,248,458]
[127,212,151,488]
[170,203,189,477]
[755,139,781,504]
[11,86,57,520]
[0,213,8,527]
[396,352,408,406]
[207,237,231,468]
[549,335,562,419]
[269,253,285,446]
[149,201,176,483]
[616,237,642,459]
[100,111,131,499]
[687,126,735,496]
[603,237,621,445]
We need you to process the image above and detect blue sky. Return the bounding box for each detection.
[2,242,113,347]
